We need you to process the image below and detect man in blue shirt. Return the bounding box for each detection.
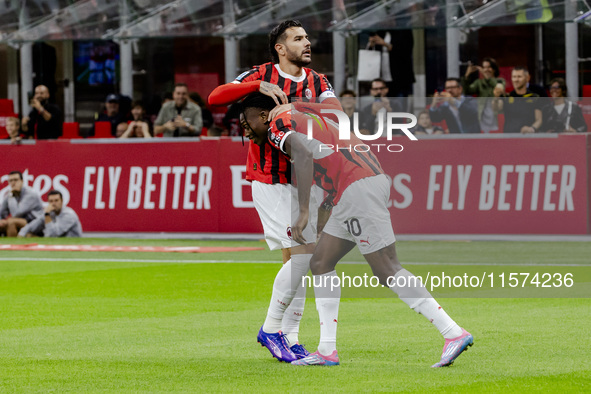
[429,78,480,134]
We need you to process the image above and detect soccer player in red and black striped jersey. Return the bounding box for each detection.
[241,92,473,368]
[208,20,343,363]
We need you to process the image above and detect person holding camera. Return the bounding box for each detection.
[119,102,153,138]
[360,78,402,136]
[429,78,480,134]
[21,85,62,139]
[18,190,82,238]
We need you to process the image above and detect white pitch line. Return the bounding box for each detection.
[0,257,588,267]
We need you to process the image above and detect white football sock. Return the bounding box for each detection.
[262,254,311,334]
[282,284,306,345]
[314,270,341,356]
[389,269,462,339]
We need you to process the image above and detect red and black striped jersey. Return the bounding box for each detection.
[233,62,336,184]
[267,109,384,205]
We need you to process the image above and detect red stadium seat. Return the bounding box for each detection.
[60,122,81,139]
[0,99,14,115]
[93,121,113,138]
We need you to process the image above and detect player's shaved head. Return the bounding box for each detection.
[269,20,303,63]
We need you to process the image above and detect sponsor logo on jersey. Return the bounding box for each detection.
[235,70,250,82]
[269,131,284,148]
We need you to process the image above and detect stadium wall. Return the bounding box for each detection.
[0,134,589,235]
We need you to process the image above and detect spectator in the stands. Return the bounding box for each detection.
[190,92,214,133]
[413,110,444,135]
[5,117,24,145]
[119,101,153,138]
[154,83,202,137]
[368,30,415,98]
[493,67,543,133]
[542,78,587,133]
[463,57,506,132]
[89,93,129,137]
[18,190,82,238]
[429,77,480,133]
[21,85,62,139]
[361,78,403,136]
[0,171,44,237]
[340,89,371,135]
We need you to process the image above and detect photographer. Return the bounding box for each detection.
[18,190,82,238]
[119,102,152,138]
[21,85,62,139]
[360,78,402,136]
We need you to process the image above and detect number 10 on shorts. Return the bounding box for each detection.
[344,218,362,236]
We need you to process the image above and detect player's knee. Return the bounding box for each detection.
[309,256,334,275]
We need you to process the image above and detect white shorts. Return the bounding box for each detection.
[252,181,320,250]
[322,174,396,254]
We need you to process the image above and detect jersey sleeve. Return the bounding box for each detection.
[207,66,263,106]
[233,67,262,83]
[267,113,295,155]
[316,72,336,102]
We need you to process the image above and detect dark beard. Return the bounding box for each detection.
[286,50,311,68]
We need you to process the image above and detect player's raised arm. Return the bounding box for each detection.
[208,80,289,107]
[208,80,262,106]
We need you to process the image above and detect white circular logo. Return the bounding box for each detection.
[305,88,312,99]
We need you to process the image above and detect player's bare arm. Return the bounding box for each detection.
[284,132,314,245]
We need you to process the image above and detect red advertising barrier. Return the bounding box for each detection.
[0,135,589,234]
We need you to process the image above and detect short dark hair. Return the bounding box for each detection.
[48,190,63,200]
[269,20,303,63]
[189,92,205,107]
[371,78,388,87]
[513,66,529,75]
[549,77,567,96]
[9,171,22,180]
[174,83,188,90]
[482,57,500,77]
[445,77,462,86]
[339,89,356,97]
[241,93,277,113]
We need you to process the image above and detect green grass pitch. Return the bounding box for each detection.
[0,238,590,392]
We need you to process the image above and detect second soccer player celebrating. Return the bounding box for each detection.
[208,20,341,362]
